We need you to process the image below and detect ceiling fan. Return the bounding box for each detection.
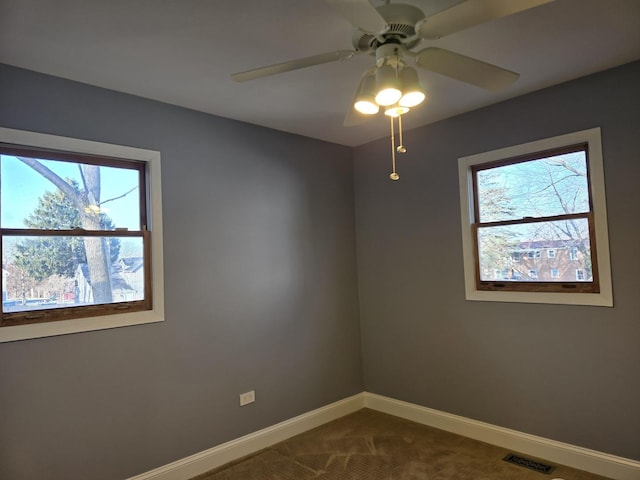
[231,0,554,126]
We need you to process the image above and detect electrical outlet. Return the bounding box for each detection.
[239,390,255,406]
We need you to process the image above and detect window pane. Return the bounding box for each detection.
[1,154,141,230]
[2,235,145,313]
[477,218,592,282]
[476,150,589,223]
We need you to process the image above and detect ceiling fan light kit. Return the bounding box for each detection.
[398,67,426,107]
[353,73,380,114]
[231,0,556,179]
[354,47,425,180]
[374,64,403,106]
[385,105,410,117]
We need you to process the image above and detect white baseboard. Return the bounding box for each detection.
[129,391,640,480]
[127,393,365,480]
[364,392,640,480]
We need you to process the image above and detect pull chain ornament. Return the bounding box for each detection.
[389,114,407,181]
[396,114,407,153]
[390,116,399,180]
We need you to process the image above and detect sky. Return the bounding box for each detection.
[1,154,141,230]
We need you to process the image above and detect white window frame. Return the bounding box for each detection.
[547,249,556,259]
[458,127,613,306]
[0,127,165,342]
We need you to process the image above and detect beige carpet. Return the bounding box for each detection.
[192,408,612,480]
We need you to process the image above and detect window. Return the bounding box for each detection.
[458,128,613,306]
[1,128,164,342]
[576,269,585,281]
[473,143,596,292]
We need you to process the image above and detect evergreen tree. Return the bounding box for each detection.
[14,181,120,282]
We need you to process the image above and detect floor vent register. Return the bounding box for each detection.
[503,453,556,474]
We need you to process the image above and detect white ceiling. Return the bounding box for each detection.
[1,0,639,147]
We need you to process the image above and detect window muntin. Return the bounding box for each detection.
[1,145,151,326]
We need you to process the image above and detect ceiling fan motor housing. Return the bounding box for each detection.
[375,43,403,68]
[352,3,425,53]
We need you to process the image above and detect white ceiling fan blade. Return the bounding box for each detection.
[231,50,356,82]
[418,0,555,39]
[415,47,519,92]
[325,0,388,34]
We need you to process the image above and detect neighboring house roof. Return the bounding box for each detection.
[111,274,136,292]
[75,262,137,292]
[114,257,144,273]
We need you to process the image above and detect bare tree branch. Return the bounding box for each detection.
[100,186,138,206]
[550,159,586,177]
[16,156,85,211]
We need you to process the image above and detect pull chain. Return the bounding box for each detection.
[397,114,406,154]
[390,115,399,180]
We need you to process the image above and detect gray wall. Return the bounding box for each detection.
[1,59,638,480]
[354,60,640,460]
[0,64,363,480]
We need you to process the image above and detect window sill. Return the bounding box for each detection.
[463,288,613,307]
[0,310,164,342]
